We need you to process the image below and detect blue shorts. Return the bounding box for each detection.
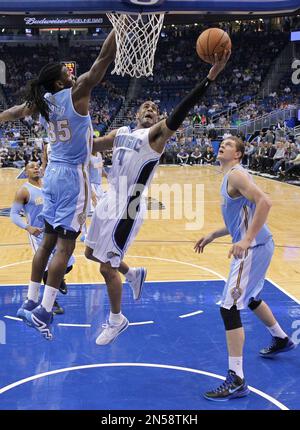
[221,238,275,310]
[40,162,90,233]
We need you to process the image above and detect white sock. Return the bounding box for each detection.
[27,281,40,303]
[125,268,135,282]
[229,356,244,379]
[267,322,287,339]
[109,311,123,326]
[41,285,58,313]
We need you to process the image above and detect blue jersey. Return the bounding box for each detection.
[41,88,93,165]
[220,165,272,246]
[23,182,44,228]
[89,153,103,185]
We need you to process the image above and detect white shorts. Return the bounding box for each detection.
[28,233,75,270]
[220,238,274,310]
[85,191,147,268]
[91,183,105,201]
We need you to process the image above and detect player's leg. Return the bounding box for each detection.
[246,239,295,357]
[17,230,57,320]
[24,231,78,340]
[204,250,254,401]
[95,261,129,346]
[204,304,250,401]
[249,300,295,357]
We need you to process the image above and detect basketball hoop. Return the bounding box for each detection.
[107,13,164,78]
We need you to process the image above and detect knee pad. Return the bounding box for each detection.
[220,306,242,331]
[248,299,262,311]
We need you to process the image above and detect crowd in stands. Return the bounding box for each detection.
[243,125,300,180]
[0,18,299,179]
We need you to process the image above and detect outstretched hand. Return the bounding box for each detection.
[207,50,231,81]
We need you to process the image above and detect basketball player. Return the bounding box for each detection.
[10,161,75,315]
[194,136,295,401]
[0,30,116,340]
[84,50,231,345]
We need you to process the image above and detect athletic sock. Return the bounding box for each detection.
[41,285,58,313]
[229,356,244,379]
[125,268,135,282]
[267,322,287,339]
[27,281,40,303]
[109,311,123,326]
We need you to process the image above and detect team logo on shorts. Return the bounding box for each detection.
[231,287,242,301]
[78,212,87,226]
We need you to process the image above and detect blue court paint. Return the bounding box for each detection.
[0,280,299,410]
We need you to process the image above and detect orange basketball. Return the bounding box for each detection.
[196,28,232,64]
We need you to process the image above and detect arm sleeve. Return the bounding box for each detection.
[10,202,28,229]
[166,77,212,132]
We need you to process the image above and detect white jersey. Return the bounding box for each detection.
[86,126,161,268]
[107,126,161,201]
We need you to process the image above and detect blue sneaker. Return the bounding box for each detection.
[17,299,38,322]
[260,336,296,358]
[23,305,53,341]
[204,370,250,401]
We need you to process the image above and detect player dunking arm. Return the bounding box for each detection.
[10,162,75,315]
[194,136,295,402]
[0,30,116,340]
[84,51,231,346]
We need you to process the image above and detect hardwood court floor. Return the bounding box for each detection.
[0,165,299,298]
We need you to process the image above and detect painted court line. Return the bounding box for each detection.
[128,321,154,326]
[58,323,91,328]
[179,310,204,318]
[0,362,288,410]
[4,315,22,322]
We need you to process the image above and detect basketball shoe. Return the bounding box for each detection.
[17,299,38,321]
[127,267,147,300]
[96,316,129,345]
[260,336,296,358]
[23,305,53,340]
[204,370,250,401]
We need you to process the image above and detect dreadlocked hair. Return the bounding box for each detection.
[25,62,63,122]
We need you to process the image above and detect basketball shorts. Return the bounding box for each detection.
[28,233,75,271]
[220,238,275,310]
[91,183,105,201]
[85,191,147,268]
[40,161,90,233]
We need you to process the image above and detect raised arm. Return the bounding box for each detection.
[0,103,36,123]
[149,51,231,154]
[92,129,118,153]
[72,30,116,115]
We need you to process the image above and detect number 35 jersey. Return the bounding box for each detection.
[108,126,161,201]
[40,88,93,166]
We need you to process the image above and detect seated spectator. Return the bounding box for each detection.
[202,146,216,165]
[177,148,189,165]
[190,147,202,165]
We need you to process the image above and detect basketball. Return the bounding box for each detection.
[196,28,232,64]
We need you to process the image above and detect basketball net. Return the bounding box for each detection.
[107,13,164,78]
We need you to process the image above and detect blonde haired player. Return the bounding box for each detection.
[195,136,295,401]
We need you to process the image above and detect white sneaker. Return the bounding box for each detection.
[128,267,147,300]
[96,316,129,345]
